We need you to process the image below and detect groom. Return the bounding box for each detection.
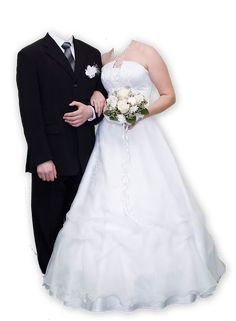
[16,32,107,274]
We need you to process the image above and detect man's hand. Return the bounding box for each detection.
[63,101,93,127]
[90,91,106,117]
[37,160,57,181]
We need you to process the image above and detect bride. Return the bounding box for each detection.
[43,40,226,312]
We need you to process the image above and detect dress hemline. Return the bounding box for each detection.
[42,266,225,312]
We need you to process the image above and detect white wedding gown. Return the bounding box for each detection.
[43,60,226,312]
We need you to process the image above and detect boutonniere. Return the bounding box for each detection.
[85,64,100,79]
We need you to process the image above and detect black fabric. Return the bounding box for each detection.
[16,33,107,175]
[16,33,108,273]
[31,171,82,273]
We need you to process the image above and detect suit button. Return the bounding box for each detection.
[74,83,78,87]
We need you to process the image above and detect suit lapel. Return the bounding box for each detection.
[73,38,88,81]
[42,33,74,79]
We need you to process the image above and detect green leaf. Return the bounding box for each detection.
[140,108,149,115]
[126,115,136,124]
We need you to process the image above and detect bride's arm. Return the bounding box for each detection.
[144,45,176,117]
[101,49,114,66]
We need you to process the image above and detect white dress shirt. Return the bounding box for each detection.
[48,32,96,121]
[49,32,75,58]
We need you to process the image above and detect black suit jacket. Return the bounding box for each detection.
[16,33,107,175]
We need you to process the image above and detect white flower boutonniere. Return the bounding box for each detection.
[85,64,100,79]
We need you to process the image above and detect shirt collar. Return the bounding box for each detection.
[49,32,74,48]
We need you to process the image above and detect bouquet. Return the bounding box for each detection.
[103,87,149,126]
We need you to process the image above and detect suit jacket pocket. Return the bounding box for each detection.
[45,123,61,134]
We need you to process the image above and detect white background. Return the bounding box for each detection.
[0,0,235,320]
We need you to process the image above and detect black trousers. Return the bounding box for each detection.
[31,171,82,274]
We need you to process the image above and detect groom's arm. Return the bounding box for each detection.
[16,49,53,168]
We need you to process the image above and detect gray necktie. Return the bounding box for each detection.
[61,42,75,71]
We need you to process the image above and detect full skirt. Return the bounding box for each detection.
[43,116,226,312]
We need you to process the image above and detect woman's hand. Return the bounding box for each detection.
[90,91,106,117]
[127,115,149,130]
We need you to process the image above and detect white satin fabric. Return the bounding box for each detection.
[43,60,226,312]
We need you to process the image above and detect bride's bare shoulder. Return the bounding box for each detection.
[134,40,163,61]
[101,48,114,66]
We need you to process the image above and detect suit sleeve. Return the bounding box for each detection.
[96,50,108,98]
[16,50,53,168]
[89,50,108,126]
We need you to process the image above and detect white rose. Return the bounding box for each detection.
[117,100,129,114]
[107,95,118,109]
[130,105,138,113]
[117,114,126,124]
[128,97,137,106]
[135,94,144,104]
[117,88,130,99]
[130,88,139,95]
